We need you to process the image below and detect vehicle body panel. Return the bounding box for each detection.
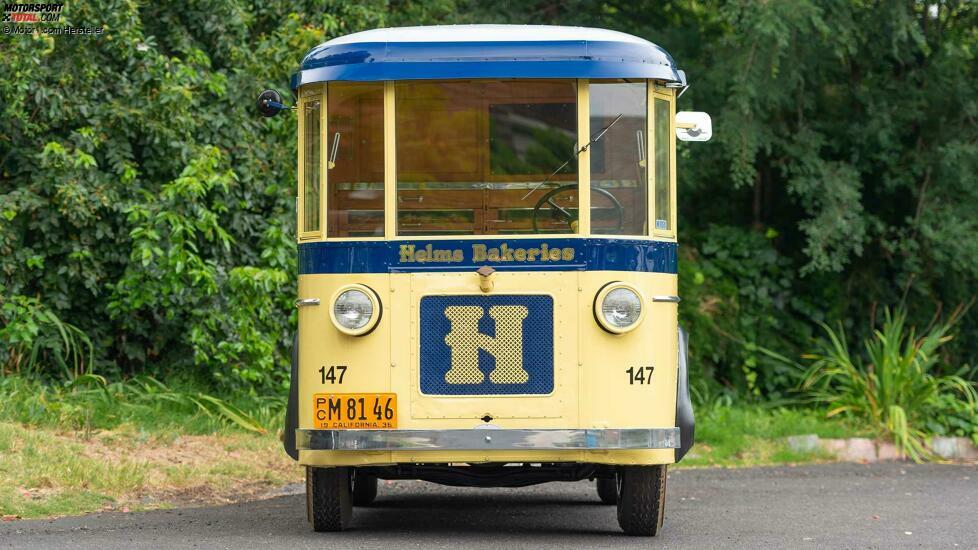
[296,261,679,467]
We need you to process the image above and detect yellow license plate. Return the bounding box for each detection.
[312,393,397,430]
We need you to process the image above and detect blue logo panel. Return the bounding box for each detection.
[419,295,554,395]
[298,238,679,275]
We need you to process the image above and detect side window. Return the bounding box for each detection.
[301,96,322,235]
[589,80,648,235]
[653,95,672,233]
[326,82,385,237]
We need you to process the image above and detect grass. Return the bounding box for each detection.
[0,421,300,519]
[0,374,283,435]
[0,374,300,519]
[0,374,866,519]
[680,402,869,467]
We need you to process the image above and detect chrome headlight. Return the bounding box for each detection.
[330,284,381,336]
[594,282,645,334]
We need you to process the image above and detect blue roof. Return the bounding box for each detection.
[292,25,685,89]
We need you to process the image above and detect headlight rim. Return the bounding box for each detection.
[593,281,646,334]
[329,283,382,337]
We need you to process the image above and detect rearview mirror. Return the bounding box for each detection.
[675,111,712,142]
[256,89,288,117]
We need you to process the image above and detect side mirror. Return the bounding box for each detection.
[675,111,712,142]
[256,89,289,117]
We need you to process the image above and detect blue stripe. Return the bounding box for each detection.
[294,40,683,86]
[298,238,678,275]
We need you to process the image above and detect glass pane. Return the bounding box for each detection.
[327,82,384,237]
[589,80,648,235]
[302,99,321,233]
[395,79,578,235]
[654,97,671,232]
[490,103,576,176]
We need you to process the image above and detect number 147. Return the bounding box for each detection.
[626,366,654,385]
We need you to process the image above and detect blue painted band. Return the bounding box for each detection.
[298,238,678,275]
[294,40,683,87]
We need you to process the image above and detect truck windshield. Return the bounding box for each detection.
[395,79,579,236]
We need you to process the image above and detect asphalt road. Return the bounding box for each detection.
[2,463,976,549]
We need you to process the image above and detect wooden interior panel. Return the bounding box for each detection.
[331,189,384,211]
[397,189,484,209]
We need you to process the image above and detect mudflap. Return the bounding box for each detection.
[675,326,695,461]
[284,333,299,460]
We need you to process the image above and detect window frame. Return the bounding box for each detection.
[322,81,388,241]
[301,79,678,242]
[650,85,677,240]
[576,79,591,235]
[586,79,651,238]
[297,84,325,241]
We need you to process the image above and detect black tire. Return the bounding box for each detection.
[616,465,667,536]
[283,333,299,460]
[596,477,618,504]
[351,470,378,506]
[308,466,352,532]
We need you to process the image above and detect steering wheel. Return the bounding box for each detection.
[531,184,625,233]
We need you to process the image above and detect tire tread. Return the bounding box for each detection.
[308,466,352,532]
[616,465,667,536]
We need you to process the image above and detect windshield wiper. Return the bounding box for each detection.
[520,113,624,201]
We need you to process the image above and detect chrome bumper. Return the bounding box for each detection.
[296,428,680,451]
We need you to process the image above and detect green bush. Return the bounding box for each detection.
[799,307,978,461]
[0,1,381,391]
[3,1,978,404]
[679,225,829,399]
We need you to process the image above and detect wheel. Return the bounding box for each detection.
[351,470,378,506]
[616,465,667,536]
[596,477,618,504]
[307,466,353,532]
[531,184,625,233]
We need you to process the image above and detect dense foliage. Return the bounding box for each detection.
[2,1,976,402]
[0,1,377,390]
